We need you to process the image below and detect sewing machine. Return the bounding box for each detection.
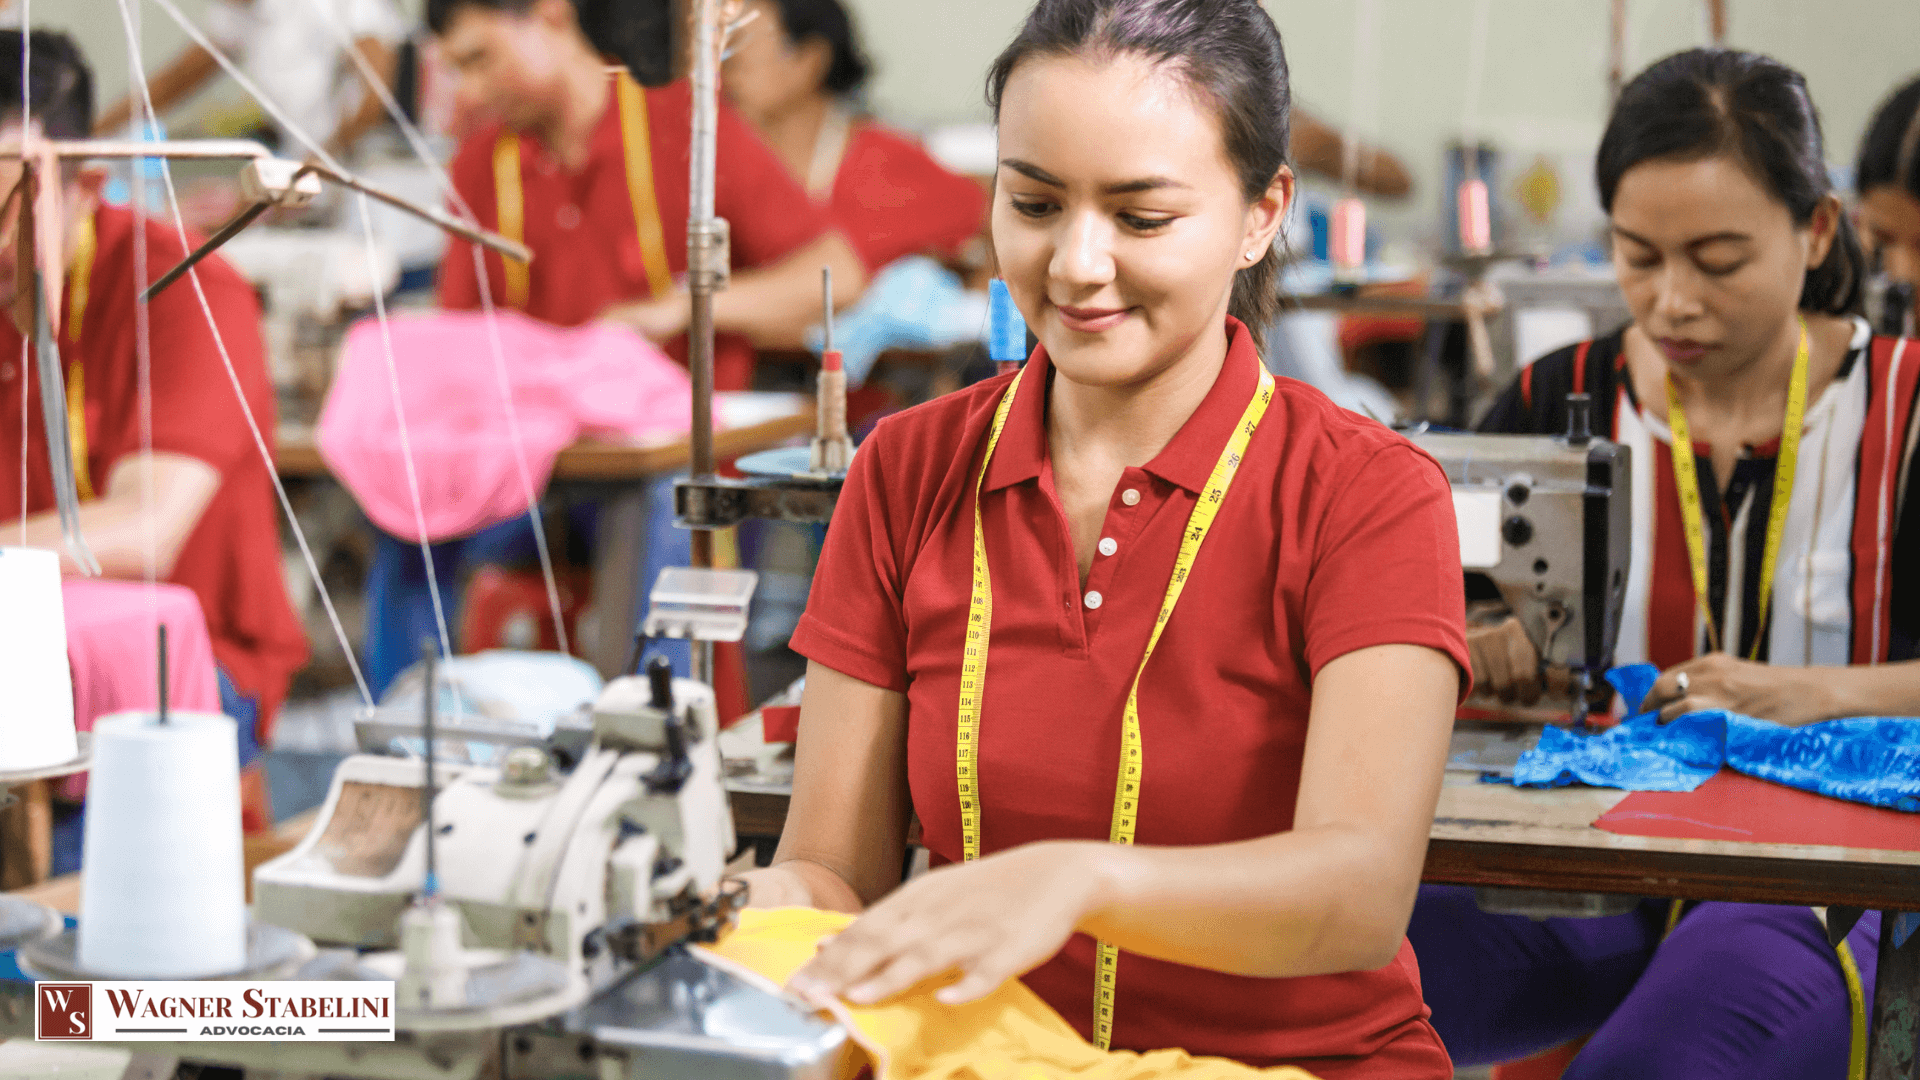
[1407,395,1632,721]
[236,656,847,1079]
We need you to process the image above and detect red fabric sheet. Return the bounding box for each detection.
[1595,769,1920,852]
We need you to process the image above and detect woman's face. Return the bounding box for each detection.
[1609,154,1837,379]
[1860,184,1920,322]
[722,1,830,126]
[992,52,1287,388]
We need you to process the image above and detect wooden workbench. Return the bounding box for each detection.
[725,771,1920,1076]
[274,408,816,483]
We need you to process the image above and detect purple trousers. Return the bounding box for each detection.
[1409,884,1881,1077]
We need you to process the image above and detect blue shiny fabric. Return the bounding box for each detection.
[1506,664,1920,812]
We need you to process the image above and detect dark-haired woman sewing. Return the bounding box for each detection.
[1419,48,1920,1079]
[736,0,1469,1075]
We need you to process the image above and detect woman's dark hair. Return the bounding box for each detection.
[771,0,870,97]
[0,30,94,142]
[985,0,1291,344]
[1597,48,1865,316]
[425,0,678,87]
[1857,75,1920,201]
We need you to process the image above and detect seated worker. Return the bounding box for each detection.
[0,32,310,834]
[360,0,866,698]
[431,0,867,389]
[739,0,1470,1075]
[1412,49,1912,1079]
[1858,74,1920,336]
[721,0,986,274]
[95,0,405,160]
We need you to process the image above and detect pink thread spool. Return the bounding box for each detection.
[1331,196,1367,281]
[1457,177,1492,255]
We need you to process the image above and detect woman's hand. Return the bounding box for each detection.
[1644,653,1837,726]
[785,841,1110,1008]
[602,289,691,343]
[1467,616,1545,705]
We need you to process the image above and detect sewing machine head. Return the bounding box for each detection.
[254,658,743,1015]
[1407,395,1633,716]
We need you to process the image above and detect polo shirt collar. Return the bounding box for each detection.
[982,316,1265,494]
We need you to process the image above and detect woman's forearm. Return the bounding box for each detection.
[1077,823,1421,979]
[1811,660,1920,721]
[739,858,866,913]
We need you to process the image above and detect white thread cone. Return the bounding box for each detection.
[78,711,246,977]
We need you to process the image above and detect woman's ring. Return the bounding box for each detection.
[1675,672,1690,695]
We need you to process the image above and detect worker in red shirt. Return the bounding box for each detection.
[738,1,1467,1075]
[354,0,871,700]
[430,0,867,389]
[0,31,309,834]
[720,0,987,275]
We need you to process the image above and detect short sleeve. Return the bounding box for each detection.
[139,258,271,476]
[713,100,832,269]
[787,424,910,691]
[1302,444,1469,693]
[832,126,987,272]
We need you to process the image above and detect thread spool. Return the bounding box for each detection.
[0,547,78,772]
[1331,197,1368,283]
[1457,177,1492,255]
[78,710,246,977]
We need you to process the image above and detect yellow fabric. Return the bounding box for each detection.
[703,908,1321,1080]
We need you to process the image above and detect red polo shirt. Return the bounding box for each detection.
[790,318,1466,1076]
[439,77,832,391]
[827,122,986,273]
[0,204,310,731]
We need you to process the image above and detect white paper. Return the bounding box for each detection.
[1453,489,1505,570]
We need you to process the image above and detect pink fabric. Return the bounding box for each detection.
[318,311,701,542]
[57,579,222,799]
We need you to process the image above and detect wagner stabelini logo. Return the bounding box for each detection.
[35,981,396,1041]
[36,983,91,1040]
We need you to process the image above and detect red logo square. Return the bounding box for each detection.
[36,983,91,1040]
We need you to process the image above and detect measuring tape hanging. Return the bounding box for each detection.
[492,70,673,310]
[59,211,98,502]
[956,358,1275,1050]
[1664,318,1809,658]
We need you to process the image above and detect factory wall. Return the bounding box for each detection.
[46,0,1920,248]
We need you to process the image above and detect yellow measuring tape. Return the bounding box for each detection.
[957,359,1275,1049]
[61,211,97,501]
[492,71,673,310]
[1664,318,1809,658]
[1836,933,1867,1080]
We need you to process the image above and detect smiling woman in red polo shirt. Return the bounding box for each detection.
[742,1,1466,1075]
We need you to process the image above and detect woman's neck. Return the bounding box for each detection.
[1658,311,1804,424]
[756,94,832,185]
[534,48,614,171]
[1046,322,1231,472]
